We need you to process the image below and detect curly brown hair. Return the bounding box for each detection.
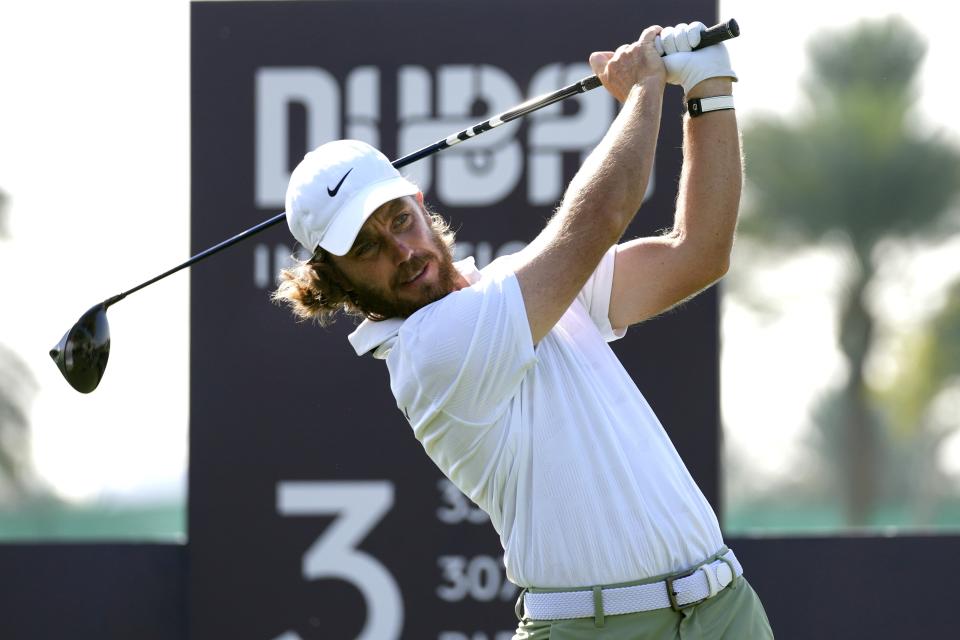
[271,204,456,326]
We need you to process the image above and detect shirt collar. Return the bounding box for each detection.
[347,256,479,358]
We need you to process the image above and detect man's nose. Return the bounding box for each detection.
[386,235,413,264]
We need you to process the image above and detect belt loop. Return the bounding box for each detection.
[718,554,739,590]
[514,587,528,621]
[592,586,605,628]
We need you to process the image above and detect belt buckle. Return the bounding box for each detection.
[665,566,707,612]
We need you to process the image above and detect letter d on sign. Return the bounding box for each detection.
[255,69,340,209]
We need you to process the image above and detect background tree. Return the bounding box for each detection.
[739,17,960,525]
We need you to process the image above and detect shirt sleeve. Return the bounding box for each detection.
[576,245,627,342]
[386,264,537,441]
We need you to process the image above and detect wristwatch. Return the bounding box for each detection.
[686,95,735,118]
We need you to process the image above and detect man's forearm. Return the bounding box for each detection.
[673,78,742,276]
[514,26,668,344]
[557,79,665,244]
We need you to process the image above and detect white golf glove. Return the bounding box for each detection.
[657,22,737,95]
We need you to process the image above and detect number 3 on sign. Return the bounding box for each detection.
[274,481,404,640]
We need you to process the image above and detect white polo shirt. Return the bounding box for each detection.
[348,248,724,588]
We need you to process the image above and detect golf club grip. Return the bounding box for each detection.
[696,18,739,50]
[578,18,739,92]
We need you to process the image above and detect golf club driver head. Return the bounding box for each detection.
[50,302,111,393]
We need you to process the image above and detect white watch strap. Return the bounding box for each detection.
[687,95,734,117]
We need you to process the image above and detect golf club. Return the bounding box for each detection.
[50,18,740,393]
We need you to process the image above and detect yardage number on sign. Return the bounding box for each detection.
[274,481,403,640]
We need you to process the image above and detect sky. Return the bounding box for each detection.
[1,0,958,511]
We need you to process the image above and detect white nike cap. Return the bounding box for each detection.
[285,140,419,256]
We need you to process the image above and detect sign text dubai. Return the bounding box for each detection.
[254,63,616,209]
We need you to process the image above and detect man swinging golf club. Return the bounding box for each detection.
[274,21,773,639]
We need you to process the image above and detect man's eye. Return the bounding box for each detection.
[356,242,374,257]
[395,213,410,227]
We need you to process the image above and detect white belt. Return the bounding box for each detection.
[522,550,743,620]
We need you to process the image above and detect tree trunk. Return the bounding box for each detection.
[838,257,878,526]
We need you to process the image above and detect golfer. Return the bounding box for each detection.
[275,22,773,639]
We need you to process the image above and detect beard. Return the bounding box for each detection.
[347,227,459,321]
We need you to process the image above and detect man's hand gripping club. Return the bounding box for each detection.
[587,22,738,102]
[588,26,666,103]
[659,21,737,96]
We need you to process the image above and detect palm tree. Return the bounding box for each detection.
[739,17,960,525]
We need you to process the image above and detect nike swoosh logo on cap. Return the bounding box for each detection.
[327,168,353,197]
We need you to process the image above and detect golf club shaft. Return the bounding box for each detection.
[105,18,738,308]
[393,18,739,166]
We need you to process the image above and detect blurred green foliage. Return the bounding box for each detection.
[731,17,960,529]
[0,186,40,505]
[879,280,960,431]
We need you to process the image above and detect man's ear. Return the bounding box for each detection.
[416,191,424,206]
